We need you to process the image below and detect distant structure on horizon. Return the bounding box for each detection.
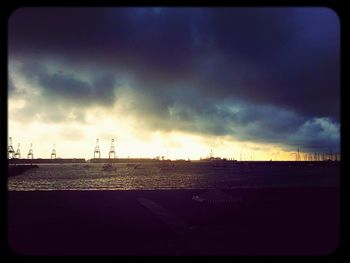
[94,139,101,159]
[27,143,33,159]
[109,139,116,159]
[14,143,21,159]
[8,137,15,159]
[6,136,340,162]
[51,144,56,159]
[199,148,237,162]
[298,147,340,162]
[295,147,301,161]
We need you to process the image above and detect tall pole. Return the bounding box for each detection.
[296,147,300,161]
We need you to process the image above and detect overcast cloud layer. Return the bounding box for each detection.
[8,7,340,153]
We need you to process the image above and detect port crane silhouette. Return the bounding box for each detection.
[109,139,116,159]
[14,143,21,159]
[94,139,101,158]
[8,137,15,159]
[51,144,56,159]
[27,143,33,159]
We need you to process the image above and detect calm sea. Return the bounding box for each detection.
[8,162,339,191]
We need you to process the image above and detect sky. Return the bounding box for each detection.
[8,7,340,160]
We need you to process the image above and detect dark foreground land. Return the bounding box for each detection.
[8,187,339,256]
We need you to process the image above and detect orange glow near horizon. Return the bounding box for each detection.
[8,111,300,161]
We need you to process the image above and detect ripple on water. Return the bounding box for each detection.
[7,163,339,191]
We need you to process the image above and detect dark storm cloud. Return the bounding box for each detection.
[39,71,93,100]
[113,78,339,152]
[9,7,340,118]
[15,58,118,106]
[8,7,340,152]
[38,71,118,106]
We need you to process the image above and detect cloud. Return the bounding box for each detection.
[8,8,339,120]
[8,7,340,153]
[8,77,16,94]
[59,126,86,141]
[289,117,340,151]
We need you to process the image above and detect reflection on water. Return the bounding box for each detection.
[8,162,339,191]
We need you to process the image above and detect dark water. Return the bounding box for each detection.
[7,162,340,191]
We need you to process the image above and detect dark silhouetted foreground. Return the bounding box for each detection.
[8,187,339,255]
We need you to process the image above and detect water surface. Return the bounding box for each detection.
[8,162,340,191]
